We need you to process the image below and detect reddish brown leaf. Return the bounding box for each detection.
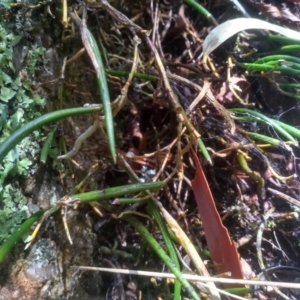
[191,148,245,282]
[216,76,250,104]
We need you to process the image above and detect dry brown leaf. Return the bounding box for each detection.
[243,0,282,19]
[281,4,300,22]
[215,76,250,104]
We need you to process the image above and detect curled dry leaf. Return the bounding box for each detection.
[202,18,300,63]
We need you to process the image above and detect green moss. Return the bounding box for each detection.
[0,19,45,243]
[0,185,28,241]
[28,47,46,77]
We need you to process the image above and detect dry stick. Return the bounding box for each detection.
[66,48,85,65]
[151,0,159,45]
[61,206,73,245]
[62,0,68,28]
[113,35,141,115]
[176,122,184,197]
[268,187,300,208]
[74,268,246,300]
[188,79,211,112]
[72,266,300,290]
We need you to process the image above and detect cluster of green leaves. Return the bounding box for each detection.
[0,18,45,243]
[0,185,28,241]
